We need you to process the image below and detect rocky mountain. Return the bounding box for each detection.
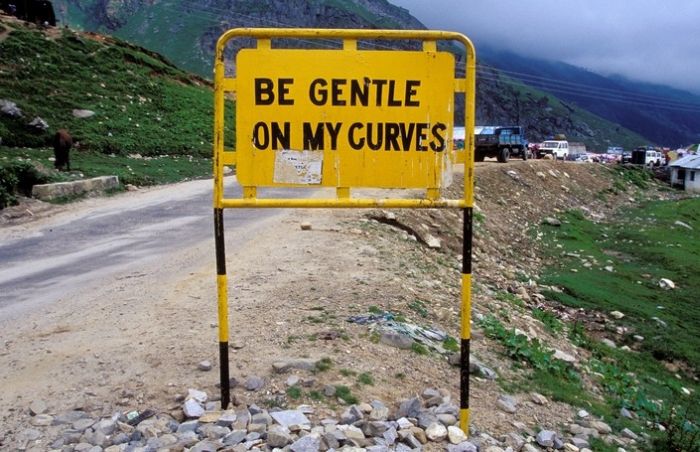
[55,0,648,150]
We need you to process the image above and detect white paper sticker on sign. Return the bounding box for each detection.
[273,149,324,185]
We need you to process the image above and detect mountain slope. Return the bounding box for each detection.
[59,0,649,151]
[479,46,700,147]
[62,0,425,77]
[0,15,229,155]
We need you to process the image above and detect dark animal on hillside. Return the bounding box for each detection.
[53,129,72,171]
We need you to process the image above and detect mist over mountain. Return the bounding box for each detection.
[478,46,700,147]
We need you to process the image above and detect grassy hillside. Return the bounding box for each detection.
[0,17,232,207]
[62,0,424,77]
[0,18,229,155]
[538,195,700,449]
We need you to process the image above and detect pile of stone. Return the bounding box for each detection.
[15,388,639,452]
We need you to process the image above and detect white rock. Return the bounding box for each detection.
[554,349,577,363]
[300,222,312,231]
[601,338,617,348]
[610,311,625,320]
[183,399,204,418]
[187,389,208,403]
[659,278,675,289]
[72,109,96,118]
[29,400,47,416]
[530,392,548,405]
[425,234,441,249]
[396,417,414,430]
[425,422,447,441]
[674,220,693,230]
[447,425,468,444]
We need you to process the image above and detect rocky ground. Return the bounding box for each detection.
[0,160,680,451]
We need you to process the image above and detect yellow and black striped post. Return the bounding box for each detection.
[460,207,473,431]
[214,208,230,409]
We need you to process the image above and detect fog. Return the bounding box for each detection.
[392,0,700,94]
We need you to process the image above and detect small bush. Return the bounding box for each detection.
[411,342,429,355]
[334,385,358,405]
[286,386,302,400]
[654,402,700,452]
[0,160,51,209]
[480,315,578,380]
[357,372,374,386]
[532,308,564,334]
[314,357,333,372]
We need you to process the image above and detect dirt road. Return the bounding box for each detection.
[0,159,576,448]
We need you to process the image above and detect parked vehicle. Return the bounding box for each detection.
[474,126,529,163]
[539,140,569,160]
[631,146,663,166]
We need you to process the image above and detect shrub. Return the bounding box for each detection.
[0,160,51,209]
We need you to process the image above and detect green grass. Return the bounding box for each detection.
[308,390,324,401]
[334,385,358,405]
[1,147,211,188]
[540,200,700,369]
[314,357,333,373]
[495,290,525,308]
[357,372,374,386]
[531,308,564,334]
[339,368,356,377]
[411,342,429,356]
[408,299,429,318]
[538,199,700,443]
[286,386,302,400]
[443,336,459,353]
[0,22,234,155]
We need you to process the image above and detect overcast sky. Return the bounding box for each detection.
[392,0,700,94]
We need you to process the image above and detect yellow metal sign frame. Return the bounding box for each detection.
[212,28,476,431]
[213,28,475,208]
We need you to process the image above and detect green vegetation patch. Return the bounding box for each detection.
[0,24,233,156]
[538,199,700,445]
[0,147,211,194]
[334,385,358,405]
[0,157,54,208]
[357,372,374,386]
[540,200,700,369]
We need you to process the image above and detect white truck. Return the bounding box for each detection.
[539,140,569,160]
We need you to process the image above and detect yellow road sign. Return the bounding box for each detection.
[236,48,455,189]
[212,28,476,433]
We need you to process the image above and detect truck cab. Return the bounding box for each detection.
[539,140,569,160]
